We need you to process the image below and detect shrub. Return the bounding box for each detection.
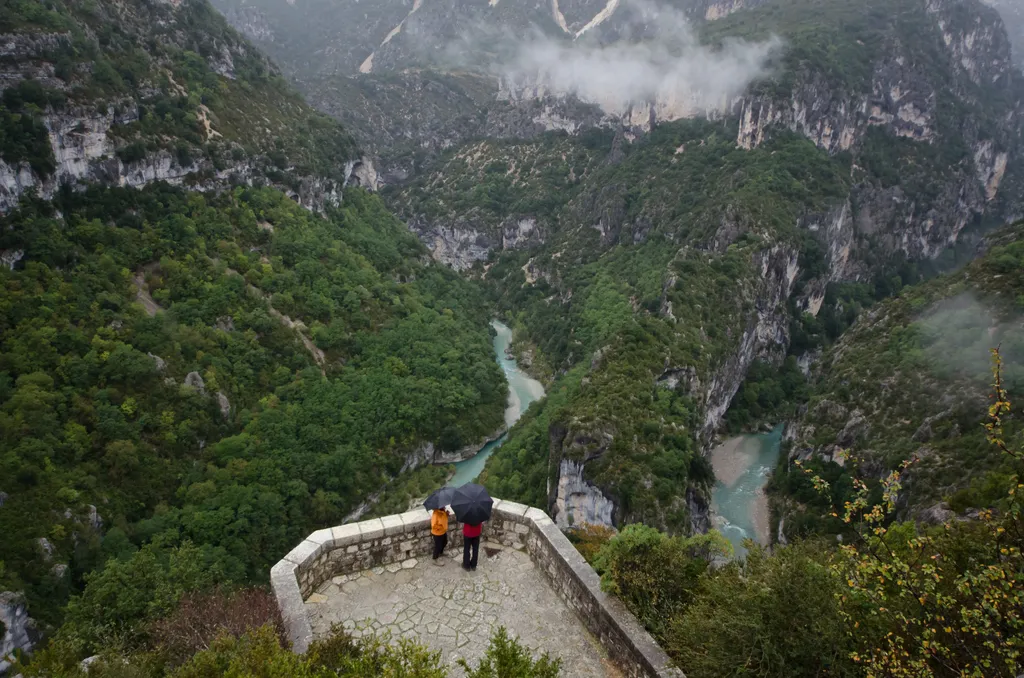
[565,523,616,564]
[667,544,855,678]
[459,627,560,678]
[150,588,285,666]
[592,525,730,639]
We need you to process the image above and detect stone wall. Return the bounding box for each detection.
[270,499,683,678]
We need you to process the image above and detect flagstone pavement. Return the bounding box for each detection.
[305,541,621,677]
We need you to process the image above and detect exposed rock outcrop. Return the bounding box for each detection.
[184,371,206,394]
[407,220,495,271]
[216,392,232,418]
[1,591,39,675]
[698,245,800,444]
[552,459,616,529]
[432,428,507,465]
[0,104,352,214]
[0,250,24,271]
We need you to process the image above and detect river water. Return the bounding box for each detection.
[710,424,784,558]
[449,320,546,486]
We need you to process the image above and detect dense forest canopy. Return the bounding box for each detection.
[0,184,505,642]
[3,0,1024,674]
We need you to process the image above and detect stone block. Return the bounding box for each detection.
[380,514,405,536]
[494,499,529,517]
[532,516,554,529]
[399,509,430,533]
[358,518,385,540]
[524,507,549,524]
[284,539,321,567]
[307,527,334,548]
[331,523,361,547]
[269,559,297,587]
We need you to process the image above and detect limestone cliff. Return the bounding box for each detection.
[982,0,1024,66]
[552,459,616,528]
[0,592,38,676]
[780,222,1024,534]
[0,103,374,214]
[0,0,364,215]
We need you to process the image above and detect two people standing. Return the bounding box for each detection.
[424,483,492,571]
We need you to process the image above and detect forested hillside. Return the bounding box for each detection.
[0,0,367,214]
[0,0,506,669]
[561,224,1024,678]
[0,183,504,652]
[3,0,1024,673]
[776,222,1024,537]
[443,0,1024,532]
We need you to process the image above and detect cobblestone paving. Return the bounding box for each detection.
[305,542,618,678]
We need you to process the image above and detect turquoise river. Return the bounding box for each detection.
[710,424,784,558]
[449,320,546,486]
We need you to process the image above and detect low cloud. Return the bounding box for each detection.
[916,293,1024,392]
[497,0,781,117]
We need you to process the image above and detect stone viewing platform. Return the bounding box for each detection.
[271,499,683,678]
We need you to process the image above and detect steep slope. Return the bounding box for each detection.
[389,0,1024,532]
[0,0,374,215]
[777,222,1024,538]
[208,0,775,181]
[397,0,1023,267]
[476,120,848,531]
[984,0,1024,66]
[0,0,507,668]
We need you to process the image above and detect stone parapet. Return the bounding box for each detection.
[271,499,683,677]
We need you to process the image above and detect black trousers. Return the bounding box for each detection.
[432,533,448,559]
[463,535,479,568]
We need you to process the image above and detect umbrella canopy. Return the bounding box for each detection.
[423,487,455,511]
[450,483,493,525]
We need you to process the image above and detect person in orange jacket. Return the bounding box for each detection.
[431,507,451,565]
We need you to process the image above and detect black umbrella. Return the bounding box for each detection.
[450,483,493,525]
[423,487,455,511]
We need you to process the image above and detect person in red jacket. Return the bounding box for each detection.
[462,521,481,570]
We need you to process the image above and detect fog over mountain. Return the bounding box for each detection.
[498,2,781,117]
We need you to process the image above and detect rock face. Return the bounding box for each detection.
[1,591,39,675]
[432,427,507,464]
[184,371,206,394]
[729,0,1022,265]
[983,0,1024,66]
[552,459,616,529]
[0,250,24,270]
[0,0,366,216]
[697,246,800,444]
[383,0,1021,274]
[408,220,496,271]
[0,104,359,214]
[216,392,232,418]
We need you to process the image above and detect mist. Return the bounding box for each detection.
[917,293,1024,393]
[495,0,782,118]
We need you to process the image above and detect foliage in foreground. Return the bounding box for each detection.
[590,351,1024,678]
[26,604,560,678]
[804,349,1024,677]
[0,183,504,642]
